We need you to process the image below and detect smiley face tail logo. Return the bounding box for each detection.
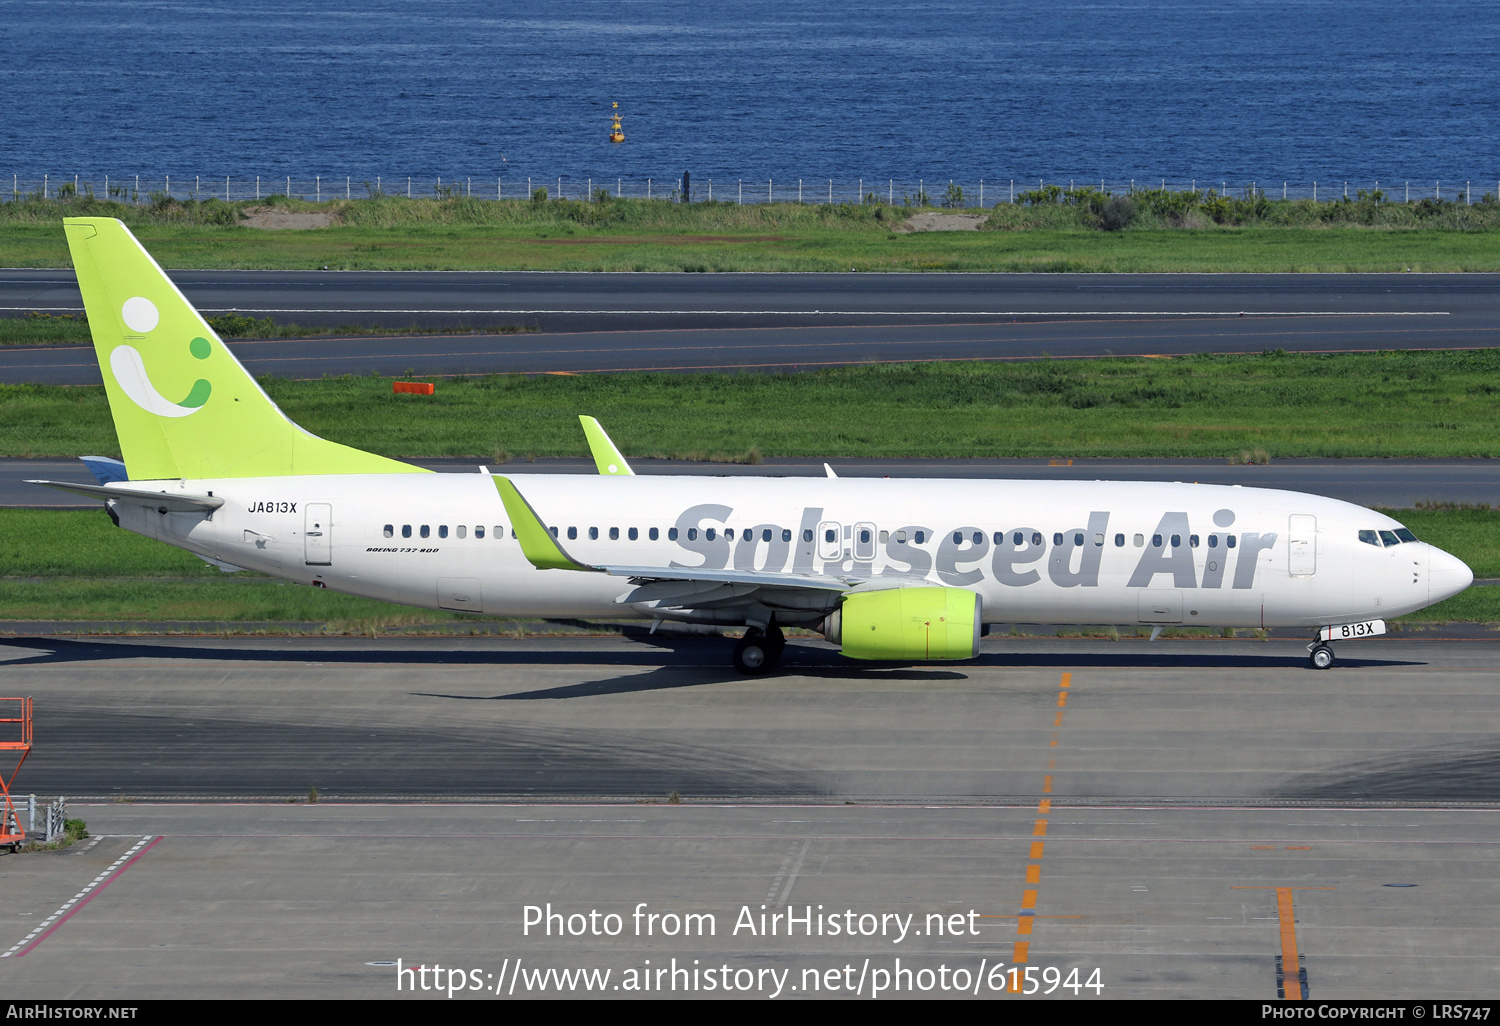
[109,297,212,418]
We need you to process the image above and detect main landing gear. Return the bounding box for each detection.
[732,625,785,675]
[1307,642,1335,670]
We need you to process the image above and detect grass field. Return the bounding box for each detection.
[3,192,1500,274]
[1,508,1493,626]
[6,350,1500,461]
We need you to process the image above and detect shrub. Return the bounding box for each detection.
[1099,196,1136,231]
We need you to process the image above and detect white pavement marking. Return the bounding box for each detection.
[777,838,813,903]
[1,834,155,958]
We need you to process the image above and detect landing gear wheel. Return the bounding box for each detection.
[1309,644,1335,670]
[764,625,785,662]
[733,635,771,674]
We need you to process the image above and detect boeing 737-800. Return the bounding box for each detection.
[30,218,1473,672]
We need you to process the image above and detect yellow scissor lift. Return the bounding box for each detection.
[1,697,33,850]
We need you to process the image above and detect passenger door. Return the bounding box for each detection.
[1288,514,1316,576]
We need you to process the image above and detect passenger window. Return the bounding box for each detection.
[1133,534,1144,547]
[953,531,963,545]
[972,531,983,545]
[896,530,907,543]
[402,525,412,538]
[589,527,599,540]
[1053,533,1063,546]
[438,525,448,539]
[687,528,697,541]
[1379,530,1400,547]
[1395,528,1417,543]
[916,531,928,544]
[628,527,638,541]
[1093,533,1104,546]
[1152,534,1162,547]
[1208,534,1217,548]
[762,528,772,542]
[1170,534,1180,547]
[1189,534,1199,547]
[670,527,680,541]
[1013,532,1023,545]
[420,525,430,539]
[609,527,619,540]
[1074,532,1084,546]
[1226,535,1237,548]
[476,526,485,539]
[993,532,1003,545]
[879,530,889,543]
[803,529,814,543]
[1114,533,1124,547]
[782,529,792,543]
[649,527,659,541]
[457,525,466,539]
[825,529,837,544]
[567,527,578,540]
[1030,532,1041,546]
[549,527,558,538]
[861,529,872,544]
[383,524,393,538]
[705,528,716,541]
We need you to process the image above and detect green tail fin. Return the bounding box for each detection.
[64,217,424,480]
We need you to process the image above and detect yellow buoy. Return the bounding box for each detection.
[609,101,625,143]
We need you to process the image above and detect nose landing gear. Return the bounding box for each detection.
[1308,642,1335,669]
[732,625,786,674]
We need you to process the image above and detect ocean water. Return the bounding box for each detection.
[3,0,1497,189]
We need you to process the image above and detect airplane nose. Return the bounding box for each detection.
[1429,546,1474,604]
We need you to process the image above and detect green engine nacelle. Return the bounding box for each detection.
[824,587,982,661]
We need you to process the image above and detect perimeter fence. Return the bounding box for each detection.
[4,173,1498,208]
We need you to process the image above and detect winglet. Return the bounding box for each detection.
[579,415,634,476]
[492,475,598,572]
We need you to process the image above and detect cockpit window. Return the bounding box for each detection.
[1394,528,1418,543]
[1358,530,1380,547]
[1379,530,1401,547]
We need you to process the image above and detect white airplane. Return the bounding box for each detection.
[32,218,1473,673]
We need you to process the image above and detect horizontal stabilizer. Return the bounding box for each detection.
[79,455,129,485]
[25,479,224,513]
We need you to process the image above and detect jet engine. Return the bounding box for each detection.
[820,587,981,661]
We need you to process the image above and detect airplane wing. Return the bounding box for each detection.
[493,475,860,611]
[25,480,224,514]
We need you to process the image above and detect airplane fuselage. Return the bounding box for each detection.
[108,473,1467,630]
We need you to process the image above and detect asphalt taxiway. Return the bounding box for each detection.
[2,271,1497,382]
[1,634,1497,998]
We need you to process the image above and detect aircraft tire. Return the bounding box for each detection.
[1309,644,1335,670]
[733,636,771,675]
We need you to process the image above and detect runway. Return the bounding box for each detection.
[2,270,1497,383]
[1,634,1497,998]
[5,456,1497,509]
